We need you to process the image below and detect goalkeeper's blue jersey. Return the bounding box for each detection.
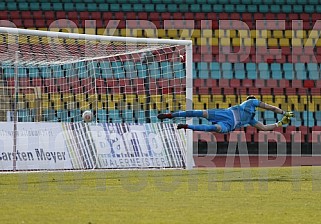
[229,99,261,129]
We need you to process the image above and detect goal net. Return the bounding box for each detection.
[0,27,193,171]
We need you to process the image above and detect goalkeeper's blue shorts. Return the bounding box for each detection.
[207,109,235,133]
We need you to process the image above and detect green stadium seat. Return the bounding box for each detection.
[98,3,108,11]
[52,3,63,10]
[155,4,167,12]
[137,110,146,123]
[52,65,63,78]
[293,5,303,13]
[173,62,184,78]
[87,3,98,11]
[281,5,292,13]
[179,4,189,12]
[97,109,107,123]
[28,67,40,78]
[283,63,294,80]
[247,5,257,13]
[64,3,74,11]
[246,63,257,80]
[144,4,154,12]
[122,4,132,11]
[0,2,5,10]
[201,4,212,12]
[316,5,321,12]
[309,0,319,4]
[210,62,220,79]
[167,4,178,12]
[100,61,113,79]
[43,109,58,122]
[270,5,281,13]
[109,110,121,123]
[29,2,40,10]
[75,3,86,11]
[133,3,143,12]
[190,4,201,12]
[136,63,147,78]
[40,2,51,10]
[111,62,125,79]
[286,0,296,3]
[304,5,315,13]
[252,0,263,4]
[7,2,18,10]
[234,63,246,79]
[109,3,120,11]
[222,62,233,79]
[17,67,27,78]
[213,4,223,12]
[275,0,286,4]
[40,66,51,78]
[235,4,246,12]
[259,5,269,13]
[57,110,71,122]
[161,62,173,79]
[225,4,235,13]
[18,2,29,11]
[271,63,282,79]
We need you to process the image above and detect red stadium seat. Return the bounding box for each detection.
[230,79,240,88]
[266,79,277,87]
[292,80,303,88]
[279,79,290,88]
[219,79,229,87]
[242,79,253,87]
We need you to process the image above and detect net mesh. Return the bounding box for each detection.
[0,32,187,124]
[0,29,189,171]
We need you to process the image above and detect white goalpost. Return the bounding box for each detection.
[0,27,193,171]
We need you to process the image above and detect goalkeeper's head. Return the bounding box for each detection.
[246,95,256,100]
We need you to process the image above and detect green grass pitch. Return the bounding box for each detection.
[1,167,321,224]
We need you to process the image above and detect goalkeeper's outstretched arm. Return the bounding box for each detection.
[253,116,290,131]
[258,102,294,117]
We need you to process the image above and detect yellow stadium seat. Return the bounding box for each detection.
[197,37,211,45]
[239,30,251,39]
[167,29,178,38]
[211,37,219,46]
[250,30,256,38]
[262,95,273,104]
[284,30,293,39]
[97,28,106,35]
[292,38,303,47]
[273,30,284,39]
[288,96,299,105]
[179,29,192,39]
[243,38,254,47]
[268,38,278,47]
[279,38,290,47]
[232,38,241,46]
[257,30,271,38]
[202,29,212,38]
[213,29,219,37]
[225,95,237,104]
[193,102,204,110]
[256,38,267,46]
[308,30,321,38]
[192,29,201,38]
[157,29,166,38]
[85,28,96,35]
[294,30,306,38]
[220,37,231,46]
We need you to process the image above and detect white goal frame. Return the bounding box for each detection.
[0,27,194,170]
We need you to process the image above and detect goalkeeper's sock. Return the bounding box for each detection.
[172,110,203,118]
[186,125,218,132]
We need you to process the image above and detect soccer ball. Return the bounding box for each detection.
[82,110,93,122]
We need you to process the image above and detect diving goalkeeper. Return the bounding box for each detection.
[157,95,294,133]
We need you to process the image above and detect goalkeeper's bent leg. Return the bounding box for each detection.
[172,110,204,118]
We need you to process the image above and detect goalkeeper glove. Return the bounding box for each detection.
[283,111,295,117]
[277,116,290,127]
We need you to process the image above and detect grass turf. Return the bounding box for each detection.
[1,167,321,224]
